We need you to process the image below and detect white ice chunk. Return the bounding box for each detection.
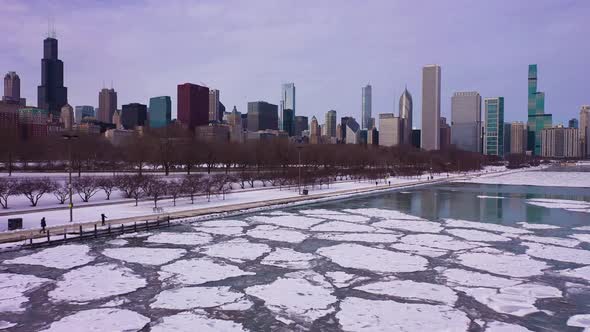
[151,286,244,310]
[356,279,458,306]
[299,209,348,215]
[523,242,590,265]
[151,312,246,332]
[447,229,511,242]
[457,252,548,277]
[307,214,370,223]
[325,271,369,288]
[344,208,424,220]
[337,297,470,332]
[442,268,521,288]
[159,258,255,285]
[247,215,324,230]
[517,222,560,230]
[0,321,16,330]
[260,248,316,269]
[373,219,444,233]
[49,263,146,303]
[146,232,212,246]
[316,232,401,243]
[4,244,95,269]
[574,226,590,231]
[100,297,129,307]
[317,243,428,273]
[218,298,254,311]
[445,218,531,234]
[199,220,248,227]
[390,243,448,257]
[486,321,533,332]
[103,247,186,265]
[567,314,590,330]
[557,266,590,282]
[200,239,271,262]
[195,226,244,236]
[42,308,149,332]
[0,273,52,312]
[311,221,376,233]
[247,225,308,243]
[400,234,482,251]
[519,235,580,248]
[478,195,505,199]
[118,231,152,239]
[106,239,128,246]
[571,233,590,243]
[527,198,590,210]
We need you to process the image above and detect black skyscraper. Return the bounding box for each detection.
[38,37,68,118]
[121,103,148,129]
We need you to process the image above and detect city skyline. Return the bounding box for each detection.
[1,1,588,128]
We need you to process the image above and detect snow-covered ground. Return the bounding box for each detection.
[457,168,590,188]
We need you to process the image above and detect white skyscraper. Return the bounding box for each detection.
[451,91,482,152]
[280,83,295,131]
[361,84,372,130]
[421,65,441,150]
[399,87,413,145]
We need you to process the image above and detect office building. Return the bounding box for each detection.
[37,36,68,117]
[361,84,372,129]
[484,97,504,157]
[411,129,421,149]
[541,126,580,158]
[421,65,441,150]
[74,105,94,124]
[294,116,309,137]
[178,83,209,130]
[3,72,25,105]
[121,103,147,130]
[280,83,295,131]
[439,117,451,150]
[98,88,117,123]
[226,106,243,143]
[325,110,337,138]
[247,101,278,132]
[527,64,552,155]
[149,96,171,128]
[503,123,512,155]
[345,118,360,144]
[282,109,294,136]
[112,110,122,129]
[451,91,481,152]
[208,89,220,123]
[340,117,352,142]
[379,113,402,147]
[60,104,74,130]
[195,123,230,143]
[569,118,579,129]
[105,128,134,146]
[18,108,48,139]
[510,121,527,154]
[580,106,590,157]
[399,88,413,145]
[309,116,320,144]
[367,127,379,146]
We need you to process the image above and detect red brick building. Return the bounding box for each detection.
[177,83,209,130]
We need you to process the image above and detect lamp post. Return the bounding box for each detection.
[62,134,79,222]
[296,146,303,195]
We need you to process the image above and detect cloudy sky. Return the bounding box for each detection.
[1,0,588,127]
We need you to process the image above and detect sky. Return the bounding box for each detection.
[1,0,588,128]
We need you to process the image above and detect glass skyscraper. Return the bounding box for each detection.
[527,64,552,155]
[149,96,171,128]
[361,84,372,130]
[484,97,504,157]
[280,83,295,132]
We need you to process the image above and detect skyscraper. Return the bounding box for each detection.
[208,89,220,122]
[121,103,147,130]
[421,65,441,150]
[439,117,451,150]
[484,97,504,157]
[527,64,552,155]
[340,117,352,143]
[451,91,481,152]
[568,118,579,129]
[503,123,512,156]
[282,109,294,136]
[177,83,209,130]
[379,113,402,147]
[74,105,94,124]
[3,72,25,105]
[510,122,527,154]
[399,88,413,145]
[60,104,74,130]
[98,88,117,123]
[294,116,309,137]
[541,125,580,158]
[280,83,295,131]
[310,116,320,144]
[361,84,372,130]
[149,96,171,128]
[247,101,278,132]
[325,110,337,138]
[580,105,590,158]
[37,36,68,117]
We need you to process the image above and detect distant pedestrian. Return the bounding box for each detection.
[40,217,46,233]
[388,181,391,186]
[101,213,107,226]
[375,181,378,186]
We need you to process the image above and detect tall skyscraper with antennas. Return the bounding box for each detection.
[37,34,68,118]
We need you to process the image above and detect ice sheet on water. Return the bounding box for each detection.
[151,286,245,310]
[485,321,533,332]
[337,297,470,332]
[456,252,548,277]
[355,279,458,306]
[145,232,212,246]
[344,208,424,220]
[4,244,94,269]
[478,195,505,199]
[519,235,580,248]
[247,215,324,230]
[574,226,590,231]
[571,233,590,243]
[218,298,254,311]
[557,266,590,282]
[200,239,271,262]
[526,198,590,210]
[445,219,531,235]
[307,214,371,223]
[264,211,296,216]
[117,231,152,239]
[0,273,52,312]
[390,243,448,257]
[151,311,247,332]
[106,239,128,246]
[299,209,349,215]
[316,232,401,243]
[446,229,511,242]
[244,271,336,324]
[0,321,16,330]
[400,234,482,251]
[567,314,590,330]
[311,221,376,233]
[195,226,244,236]
[100,297,129,307]
[523,242,590,265]
[49,263,146,303]
[317,243,428,273]
[442,268,521,288]
[260,248,316,269]
[325,271,369,288]
[159,258,255,285]
[247,225,308,243]
[517,222,560,230]
[41,308,149,332]
[199,220,248,227]
[103,247,186,265]
[373,219,444,233]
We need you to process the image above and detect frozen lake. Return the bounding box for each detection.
[1,183,589,331]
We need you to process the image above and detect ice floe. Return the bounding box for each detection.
[317,243,428,273]
[442,268,521,288]
[195,226,244,236]
[247,225,308,243]
[247,215,324,230]
[310,221,376,233]
[316,232,401,243]
[245,271,336,324]
[146,232,212,246]
[103,247,186,265]
[446,229,511,242]
[343,208,424,220]
[567,314,590,330]
[523,242,590,265]
[106,239,128,246]
[571,233,590,243]
[457,252,548,277]
[49,263,146,303]
[478,195,505,199]
[100,297,129,307]
[159,258,255,285]
[519,235,580,248]
[219,298,254,311]
[4,244,95,269]
[390,243,448,257]
[373,219,444,233]
[557,266,590,282]
[337,297,470,331]
[445,219,531,235]
[151,286,245,310]
[485,321,533,332]
[0,273,52,312]
[260,248,315,269]
[41,308,149,332]
[0,321,15,330]
[117,231,152,239]
[325,271,369,288]
[574,226,590,231]
[199,220,248,227]
[200,239,271,262]
[299,209,348,215]
[151,311,246,332]
[517,222,560,230]
[526,198,590,210]
[307,214,370,223]
[400,234,482,251]
[356,279,458,305]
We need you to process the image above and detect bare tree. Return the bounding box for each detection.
[213,174,235,200]
[143,176,167,208]
[115,175,135,198]
[97,177,117,200]
[0,178,18,209]
[167,179,184,206]
[73,177,100,202]
[17,178,56,207]
[200,176,216,202]
[53,182,69,204]
[182,174,203,204]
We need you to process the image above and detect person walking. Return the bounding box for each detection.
[101,213,107,226]
[40,217,46,233]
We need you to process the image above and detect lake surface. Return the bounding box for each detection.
[1,182,589,331]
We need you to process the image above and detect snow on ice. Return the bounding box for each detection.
[442,268,521,288]
[519,235,580,248]
[310,221,376,233]
[446,229,511,242]
[246,225,308,243]
[390,243,448,257]
[316,232,401,243]
[324,271,369,288]
[159,258,255,285]
[571,233,590,243]
[199,220,248,227]
[151,311,246,332]
[260,248,316,269]
[4,244,95,269]
[41,308,149,332]
[200,238,271,262]
[557,266,590,282]
[517,222,560,230]
[145,232,212,246]
[355,279,458,305]
[194,226,244,236]
[0,273,52,312]
[372,219,444,233]
[567,314,590,330]
[523,242,590,265]
[444,218,531,235]
[103,247,186,265]
[400,234,482,251]
[247,215,324,230]
[456,252,549,277]
[150,286,245,310]
[485,321,533,332]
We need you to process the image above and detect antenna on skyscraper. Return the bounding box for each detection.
[110,80,113,89]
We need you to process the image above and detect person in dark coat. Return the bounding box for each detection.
[101,213,107,226]
[40,217,46,233]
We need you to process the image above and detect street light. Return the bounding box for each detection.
[62,134,79,222]
[296,145,303,195]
